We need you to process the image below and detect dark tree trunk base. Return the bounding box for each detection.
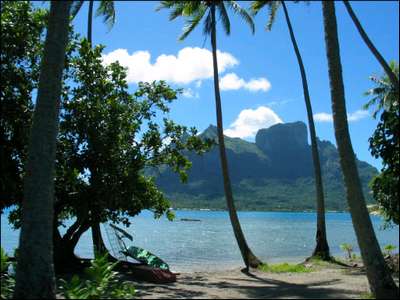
[312,245,331,261]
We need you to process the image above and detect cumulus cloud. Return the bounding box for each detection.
[314,109,369,122]
[347,110,370,121]
[219,73,271,92]
[181,88,199,99]
[313,112,333,122]
[102,47,238,84]
[224,106,283,139]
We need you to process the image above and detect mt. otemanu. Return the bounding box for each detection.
[153,121,378,211]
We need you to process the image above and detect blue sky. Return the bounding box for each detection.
[68,1,399,170]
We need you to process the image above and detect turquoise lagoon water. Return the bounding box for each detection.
[1,210,398,272]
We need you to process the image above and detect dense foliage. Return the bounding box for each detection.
[59,254,135,299]
[0,1,46,210]
[365,61,399,225]
[0,248,15,299]
[1,2,211,265]
[54,39,211,238]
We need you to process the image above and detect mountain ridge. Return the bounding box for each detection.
[153,121,378,211]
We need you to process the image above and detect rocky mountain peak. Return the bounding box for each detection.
[255,121,308,154]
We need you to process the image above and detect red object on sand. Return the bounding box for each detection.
[130,265,177,283]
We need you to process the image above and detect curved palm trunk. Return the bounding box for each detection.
[86,0,108,256]
[281,1,330,260]
[13,2,71,298]
[210,4,262,270]
[87,0,94,44]
[343,0,399,94]
[322,2,398,298]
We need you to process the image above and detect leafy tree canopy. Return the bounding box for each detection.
[365,61,399,225]
[0,1,47,209]
[1,2,212,241]
[55,39,212,231]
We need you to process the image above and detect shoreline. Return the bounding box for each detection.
[170,207,349,213]
[132,263,390,299]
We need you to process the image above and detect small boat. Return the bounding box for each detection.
[180,218,201,222]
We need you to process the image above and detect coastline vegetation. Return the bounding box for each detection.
[258,263,313,274]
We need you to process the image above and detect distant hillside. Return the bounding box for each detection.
[152,121,378,211]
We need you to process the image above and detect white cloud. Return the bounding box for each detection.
[224,106,283,139]
[102,47,238,85]
[267,99,294,107]
[219,73,271,92]
[347,109,369,121]
[313,112,333,122]
[181,88,199,99]
[314,109,369,122]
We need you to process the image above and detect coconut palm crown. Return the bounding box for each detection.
[157,0,262,269]
[158,1,255,40]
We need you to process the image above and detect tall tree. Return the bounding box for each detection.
[158,1,262,269]
[343,0,399,95]
[0,1,46,211]
[70,0,116,255]
[51,40,211,270]
[321,2,398,298]
[13,2,71,298]
[364,61,399,226]
[71,0,116,45]
[250,0,330,260]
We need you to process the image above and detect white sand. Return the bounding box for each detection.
[131,262,389,299]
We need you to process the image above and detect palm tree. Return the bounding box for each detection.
[71,0,116,45]
[13,2,72,298]
[158,1,262,269]
[343,0,399,95]
[71,0,116,256]
[322,2,398,298]
[250,0,330,260]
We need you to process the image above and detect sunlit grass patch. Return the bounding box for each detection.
[360,292,375,299]
[258,262,313,273]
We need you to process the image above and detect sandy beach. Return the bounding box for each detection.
[132,262,383,299]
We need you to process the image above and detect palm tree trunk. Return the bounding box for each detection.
[281,1,330,260]
[87,0,93,44]
[13,2,71,298]
[86,0,108,257]
[343,0,399,94]
[210,4,262,270]
[322,2,398,298]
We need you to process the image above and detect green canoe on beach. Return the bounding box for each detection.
[123,246,170,270]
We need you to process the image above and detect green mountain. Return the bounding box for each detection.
[154,121,378,211]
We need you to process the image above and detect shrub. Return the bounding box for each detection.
[0,248,15,299]
[60,253,135,299]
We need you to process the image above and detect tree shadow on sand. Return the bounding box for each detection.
[132,268,367,299]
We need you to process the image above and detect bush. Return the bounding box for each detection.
[340,243,354,260]
[1,248,15,299]
[59,253,135,299]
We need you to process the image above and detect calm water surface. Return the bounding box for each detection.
[1,210,398,272]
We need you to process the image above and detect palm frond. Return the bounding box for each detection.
[250,0,269,16]
[163,1,187,20]
[156,0,178,11]
[203,10,213,37]
[218,2,231,35]
[70,1,85,20]
[226,1,255,34]
[96,0,116,30]
[266,1,280,31]
[179,5,208,40]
